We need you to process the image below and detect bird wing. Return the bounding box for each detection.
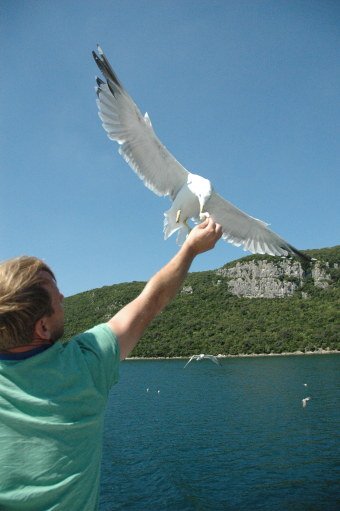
[205,191,309,259]
[93,47,188,200]
[184,355,196,368]
[205,355,221,366]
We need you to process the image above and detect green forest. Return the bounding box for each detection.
[62,246,340,357]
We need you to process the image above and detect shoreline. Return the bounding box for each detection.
[126,349,340,360]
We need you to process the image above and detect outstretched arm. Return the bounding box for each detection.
[107,218,222,359]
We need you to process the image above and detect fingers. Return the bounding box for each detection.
[186,217,222,255]
[210,222,222,245]
[198,216,215,230]
[203,217,222,239]
[198,217,210,228]
[215,222,223,239]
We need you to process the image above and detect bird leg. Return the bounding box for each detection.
[175,209,191,234]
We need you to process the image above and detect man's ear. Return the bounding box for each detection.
[34,317,51,341]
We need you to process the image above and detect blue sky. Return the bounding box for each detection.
[1,0,339,297]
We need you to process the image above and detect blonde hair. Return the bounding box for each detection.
[0,256,56,349]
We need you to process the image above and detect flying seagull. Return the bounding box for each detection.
[184,354,221,368]
[93,46,308,259]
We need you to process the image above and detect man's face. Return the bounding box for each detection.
[40,271,65,342]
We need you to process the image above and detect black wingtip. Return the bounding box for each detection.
[92,46,122,90]
[287,245,312,262]
[92,50,104,72]
[92,49,99,62]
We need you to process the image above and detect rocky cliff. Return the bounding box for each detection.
[63,245,340,356]
[215,257,334,299]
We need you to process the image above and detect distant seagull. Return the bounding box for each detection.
[303,383,308,387]
[302,397,311,407]
[92,46,309,259]
[184,354,222,368]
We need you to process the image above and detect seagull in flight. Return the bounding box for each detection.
[184,354,221,368]
[93,46,309,259]
[302,397,311,408]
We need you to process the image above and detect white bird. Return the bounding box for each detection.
[93,46,309,259]
[302,397,311,407]
[184,353,221,368]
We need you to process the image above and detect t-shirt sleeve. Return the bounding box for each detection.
[72,323,120,395]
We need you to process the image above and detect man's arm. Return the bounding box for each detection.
[107,218,222,360]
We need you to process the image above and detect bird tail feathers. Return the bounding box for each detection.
[163,211,189,246]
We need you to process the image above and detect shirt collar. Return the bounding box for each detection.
[0,344,53,361]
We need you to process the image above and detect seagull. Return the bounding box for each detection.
[302,397,311,407]
[93,46,309,259]
[184,353,221,368]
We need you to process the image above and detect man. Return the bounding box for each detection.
[0,218,222,511]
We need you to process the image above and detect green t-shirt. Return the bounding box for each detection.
[0,323,120,511]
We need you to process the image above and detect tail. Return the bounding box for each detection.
[164,210,190,246]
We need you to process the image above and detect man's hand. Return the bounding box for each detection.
[184,217,222,255]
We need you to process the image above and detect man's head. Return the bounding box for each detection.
[0,256,64,350]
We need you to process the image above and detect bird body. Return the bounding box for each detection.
[93,46,309,260]
[164,172,212,244]
[184,353,221,368]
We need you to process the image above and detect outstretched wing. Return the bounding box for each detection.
[93,47,188,199]
[205,192,309,259]
[184,355,196,368]
[205,355,222,366]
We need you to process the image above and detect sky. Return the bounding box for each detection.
[1,0,339,297]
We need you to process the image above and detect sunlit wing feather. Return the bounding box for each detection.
[205,192,306,258]
[93,48,188,199]
[184,355,196,368]
[205,355,221,366]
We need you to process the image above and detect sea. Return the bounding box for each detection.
[100,354,340,511]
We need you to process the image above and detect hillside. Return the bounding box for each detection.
[62,246,340,357]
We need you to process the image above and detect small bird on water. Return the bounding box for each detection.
[93,46,309,260]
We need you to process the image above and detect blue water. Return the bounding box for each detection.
[100,355,340,510]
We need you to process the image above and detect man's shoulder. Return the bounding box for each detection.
[70,323,118,351]
[67,323,120,390]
